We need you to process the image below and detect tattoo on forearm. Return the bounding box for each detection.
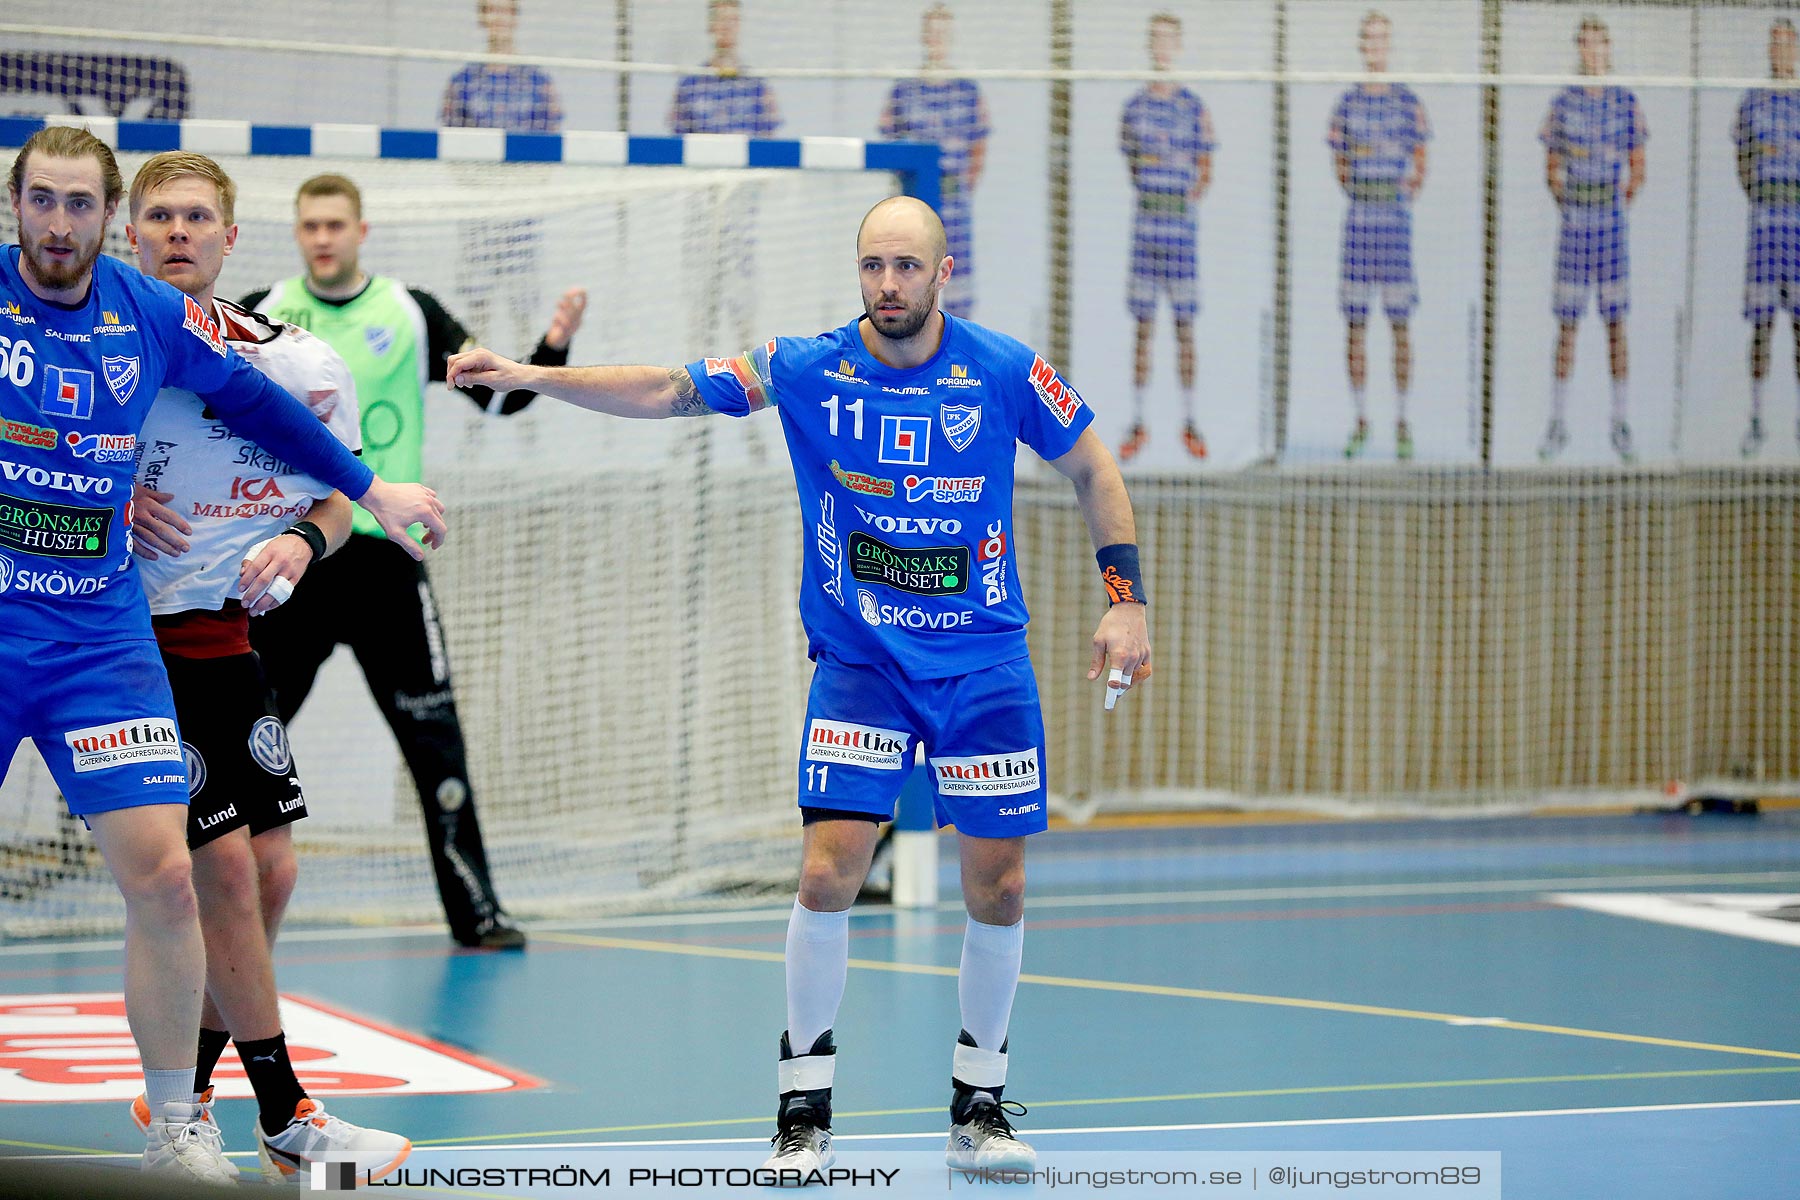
[669,367,710,417]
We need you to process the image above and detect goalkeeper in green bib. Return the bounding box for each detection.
[241,172,587,948]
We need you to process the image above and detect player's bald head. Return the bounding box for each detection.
[856,196,948,266]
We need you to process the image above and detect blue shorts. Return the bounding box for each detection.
[1128,208,1199,321]
[1553,213,1629,323]
[798,654,1049,838]
[1745,212,1800,322]
[0,635,189,816]
[1340,205,1417,323]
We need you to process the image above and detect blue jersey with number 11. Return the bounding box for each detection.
[687,314,1093,680]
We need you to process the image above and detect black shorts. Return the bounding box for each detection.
[161,651,307,850]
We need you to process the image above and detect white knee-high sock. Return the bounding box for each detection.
[785,898,850,1054]
[958,916,1025,1051]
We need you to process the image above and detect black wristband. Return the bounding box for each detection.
[1096,543,1146,606]
[281,520,328,562]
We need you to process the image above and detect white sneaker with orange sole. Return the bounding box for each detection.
[256,1097,411,1186]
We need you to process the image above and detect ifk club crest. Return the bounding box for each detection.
[939,404,980,453]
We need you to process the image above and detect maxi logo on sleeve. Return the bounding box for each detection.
[1026,355,1083,428]
[805,719,910,769]
[848,532,968,596]
[182,296,227,356]
[0,491,111,558]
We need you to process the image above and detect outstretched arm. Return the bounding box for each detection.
[1049,427,1152,704]
[446,350,714,420]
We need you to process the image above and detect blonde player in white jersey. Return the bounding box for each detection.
[124,151,411,1186]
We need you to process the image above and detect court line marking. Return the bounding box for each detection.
[6,869,1800,957]
[534,930,1800,1063]
[397,1065,1800,1145]
[17,1101,1800,1165]
[12,1096,1799,1161]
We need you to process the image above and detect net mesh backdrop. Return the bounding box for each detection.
[2,0,1798,935]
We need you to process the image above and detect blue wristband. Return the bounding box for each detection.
[1096,543,1146,606]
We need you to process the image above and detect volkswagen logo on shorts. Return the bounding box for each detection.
[858,588,881,627]
[247,716,292,775]
[183,742,207,797]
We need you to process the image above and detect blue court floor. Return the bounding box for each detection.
[2,810,1798,1197]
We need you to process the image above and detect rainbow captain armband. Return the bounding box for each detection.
[1097,543,1146,606]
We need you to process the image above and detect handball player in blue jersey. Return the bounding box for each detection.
[1118,11,1214,462]
[0,126,444,1184]
[879,4,991,318]
[1330,11,1429,461]
[1735,18,1800,458]
[449,195,1151,1177]
[1537,17,1645,464]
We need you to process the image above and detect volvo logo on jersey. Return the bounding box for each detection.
[848,532,968,596]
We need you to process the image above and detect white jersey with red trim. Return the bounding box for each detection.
[134,298,361,616]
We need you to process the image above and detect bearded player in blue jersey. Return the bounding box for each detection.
[1537,16,1645,464]
[449,195,1151,1177]
[1330,10,1429,461]
[0,127,444,1184]
[1735,18,1800,458]
[879,4,990,319]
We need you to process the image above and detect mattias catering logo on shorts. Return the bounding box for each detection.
[806,719,909,770]
[931,749,1040,797]
[64,719,183,774]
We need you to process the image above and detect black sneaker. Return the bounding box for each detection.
[455,912,526,949]
[946,1092,1034,1171]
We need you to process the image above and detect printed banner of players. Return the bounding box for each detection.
[1078,1,1482,471]
[1492,3,1800,468]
